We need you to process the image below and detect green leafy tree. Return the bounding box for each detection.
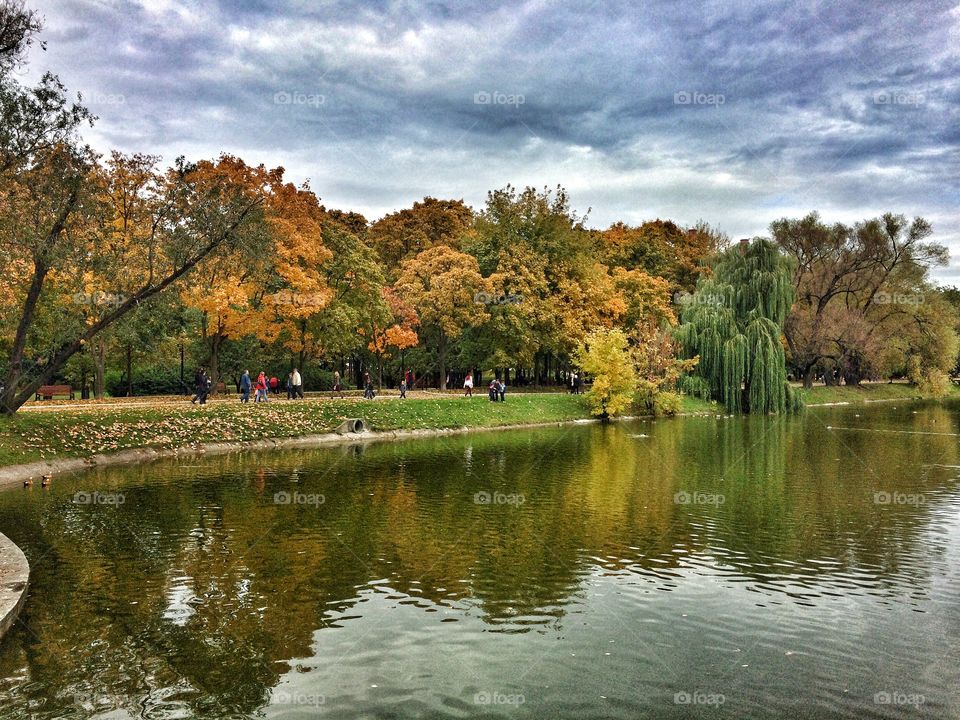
[676,239,800,414]
[575,328,636,418]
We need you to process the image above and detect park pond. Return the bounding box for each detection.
[0,401,958,718]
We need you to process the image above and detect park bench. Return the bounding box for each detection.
[35,384,75,401]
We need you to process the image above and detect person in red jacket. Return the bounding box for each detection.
[255,371,268,402]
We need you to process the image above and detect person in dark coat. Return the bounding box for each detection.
[488,379,498,402]
[240,370,251,403]
[191,367,208,404]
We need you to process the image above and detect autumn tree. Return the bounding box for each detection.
[395,245,489,390]
[772,212,950,387]
[575,328,636,419]
[369,197,473,272]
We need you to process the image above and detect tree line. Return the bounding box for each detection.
[1,1,957,415]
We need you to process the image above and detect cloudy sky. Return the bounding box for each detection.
[20,0,960,280]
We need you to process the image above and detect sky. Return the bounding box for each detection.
[19,0,960,281]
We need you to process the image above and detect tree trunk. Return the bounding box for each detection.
[125,344,133,396]
[438,331,448,391]
[92,340,106,399]
[802,364,816,390]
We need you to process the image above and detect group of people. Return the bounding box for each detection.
[191,365,516,404]
[463,372,505,401]
[238,368,303,403]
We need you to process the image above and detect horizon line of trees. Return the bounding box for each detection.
[2,0,958,415]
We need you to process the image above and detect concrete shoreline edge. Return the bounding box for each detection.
[0,395,927,490]
[0,416,611,490]
[0,532,28,642]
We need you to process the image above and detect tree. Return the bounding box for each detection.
[0,153,274,412]
[676,239,800,414]
[772,212,949,387]
[369,197,473,272]
[395,245,488,390]
[575,328,636,418]
[0,0,41,73]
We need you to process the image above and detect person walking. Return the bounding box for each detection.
[463,371,474,397]
[497,378,506,402]
[291,368,303,399]
[255,371,268,402]
[240,369,251,403]
[285,371,294,400]
[332,370,344,399]
[399,377,407,398]
[488,378,498,402]
[364,372,375,400]
[191,367,207,404]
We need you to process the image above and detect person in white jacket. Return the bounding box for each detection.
[290,368,303,399]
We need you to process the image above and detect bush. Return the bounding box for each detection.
[917,368,951,398]
[106,366,189,396]
[653,391,682,416]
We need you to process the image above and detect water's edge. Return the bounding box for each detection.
[0,531,28,643]
[0,417,613,490]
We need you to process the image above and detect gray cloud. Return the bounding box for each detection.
[22,0,960,280]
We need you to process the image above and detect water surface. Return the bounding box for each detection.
[0,401,958,718]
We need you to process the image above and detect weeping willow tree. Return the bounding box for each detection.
[675,238,802,414]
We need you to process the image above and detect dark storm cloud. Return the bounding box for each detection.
[24,0,960,279]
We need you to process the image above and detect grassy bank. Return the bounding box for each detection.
[800,381,960,406]
[0,393,601,468]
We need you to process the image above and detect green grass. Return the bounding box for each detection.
[799,381,960,406]
[678,395,724,414]
[0,394,597,468]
